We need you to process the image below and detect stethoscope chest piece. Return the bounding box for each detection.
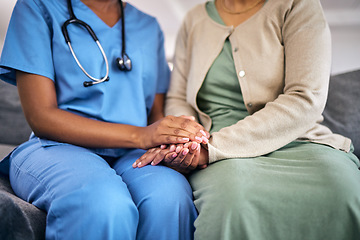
[117,53,132,71]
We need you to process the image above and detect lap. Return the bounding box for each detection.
[8,138,131,210]
[7,138,197,240]
[189,142,360,240]
[191,142,360,190]
[111,149,197,240]
[112,148,193,203]
[9,140,193,207]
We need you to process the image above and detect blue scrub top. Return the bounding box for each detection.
[0,0,170,156]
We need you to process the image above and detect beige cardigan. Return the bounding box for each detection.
[165,0,352,163]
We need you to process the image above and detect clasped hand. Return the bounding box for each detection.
[138,115,207,149]
[133,142,209,174]
[134,116,210,174]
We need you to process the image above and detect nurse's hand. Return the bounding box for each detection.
[16,72,208,150]
[139,115,209,149]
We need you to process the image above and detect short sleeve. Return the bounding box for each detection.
[0,0,54,85]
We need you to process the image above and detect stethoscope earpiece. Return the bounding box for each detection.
[116,54,132,71]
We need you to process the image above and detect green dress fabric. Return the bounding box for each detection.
[189,2,360,239]
[196,5,248,133]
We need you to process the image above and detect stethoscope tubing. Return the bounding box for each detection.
[67,40,109,83]
[62,0,116,86]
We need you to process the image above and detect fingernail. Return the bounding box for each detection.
[182,148,189,155]
[151,161,155,166]
[160,144,166,149]
[172,153,177,158]
[182,138,189,142]
[200,130,207,137]
[137,162,142,167]
[202,136,209,144]
[176,146,181,153]
[169,145,176,152]
[195,136,202,142]
[191,142,198,150]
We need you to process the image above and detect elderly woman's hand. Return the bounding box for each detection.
[133,141,209,175]
[162,143,209,174]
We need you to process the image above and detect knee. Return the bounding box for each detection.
[91,182,138,220]
[193,175,249,221]
[45,180,139,239]
[139,169,196,216]
[153,171,193,206]
[325,173,360,208]
[50,180,139,226]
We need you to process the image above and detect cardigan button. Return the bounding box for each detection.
[234,47,239,52]
[238,70,245,77]
[247,103,253,108]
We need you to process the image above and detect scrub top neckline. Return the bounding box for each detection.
[74,0,133,29]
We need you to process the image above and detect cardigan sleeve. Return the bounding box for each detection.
[207,0,332,162]
[165,15,199,120]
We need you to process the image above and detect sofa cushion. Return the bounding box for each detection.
[322,70,360,158]
[0,175,46,240]
[0,81,31,145]
[0,192,34,240]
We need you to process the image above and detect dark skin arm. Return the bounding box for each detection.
[148,93,165,124]
[16,71,207,149]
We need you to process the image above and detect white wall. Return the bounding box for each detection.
[1,0,359,75]
[329,25,360,74]
[0,0,16,50]
[321,0,360,74]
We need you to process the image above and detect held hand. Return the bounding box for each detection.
[163,142,209,174]
[138,115,209,149]
[133,144,175,168]
[197,145,209,169]
[133,142,209,174]
[132,143,191,168]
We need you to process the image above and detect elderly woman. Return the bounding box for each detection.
[0,0,211,239]
[134,0,360,239]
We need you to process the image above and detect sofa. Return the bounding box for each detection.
[0,80,46,240]
[0,70,359,239]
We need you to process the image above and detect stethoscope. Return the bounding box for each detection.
[62,0,132,87]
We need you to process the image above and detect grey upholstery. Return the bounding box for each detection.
[0,81,32,145]
[0,176,46,240]
[0,80,45,240]
[322,70,360,157]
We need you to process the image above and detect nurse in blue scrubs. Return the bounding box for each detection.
[0,0,207,239]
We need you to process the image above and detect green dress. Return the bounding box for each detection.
[189,2,360,240]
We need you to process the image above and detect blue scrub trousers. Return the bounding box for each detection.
[7,137,197,240]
